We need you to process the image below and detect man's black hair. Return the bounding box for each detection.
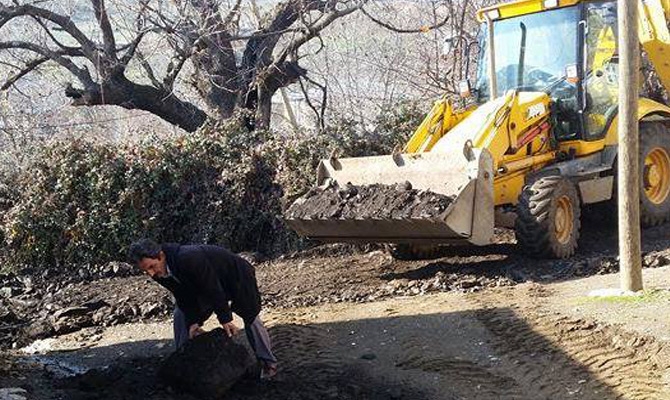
[128,239,161,264]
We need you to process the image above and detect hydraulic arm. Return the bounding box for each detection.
[639,0,670,94]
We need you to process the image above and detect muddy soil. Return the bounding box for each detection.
[285,182,454,220]
[1,221,670,399]
[0,272,173,349]
[1,323,425,400]
[3,222,670,351]
[3,274,670,400]
[260,224,670,308]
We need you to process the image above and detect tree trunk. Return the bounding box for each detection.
[192,45,239,120]
[255,87,273,130]
[248,61,307,130]
[190,19,240,120]
[117,80,209,132]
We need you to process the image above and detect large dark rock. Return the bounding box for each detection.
[50,307,93,335]
[159,328,255,399]
[23,319,55,340]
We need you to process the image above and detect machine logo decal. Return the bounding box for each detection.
[526,103,546,121]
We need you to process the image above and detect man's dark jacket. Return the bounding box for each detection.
[155,244,261,327]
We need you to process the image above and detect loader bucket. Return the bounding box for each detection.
[285,147,495,246]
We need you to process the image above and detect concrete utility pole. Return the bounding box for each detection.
[617,0,643,292]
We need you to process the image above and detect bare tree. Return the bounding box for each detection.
[301,0,456,125]
[0,0,367,132]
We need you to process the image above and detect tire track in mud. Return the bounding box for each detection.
[395,355,523,398]
[471,297,670,400]
[390,313,525,399]
[269,323,342,382]
[265,323,429,400]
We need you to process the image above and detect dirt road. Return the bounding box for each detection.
[2,223,670,399]
[3,264,670,400]
[259,266,670,400]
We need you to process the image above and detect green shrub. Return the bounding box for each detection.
[0,101,426,272]
[2,120,284,270]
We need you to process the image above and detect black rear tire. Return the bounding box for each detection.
[515,176,581,259]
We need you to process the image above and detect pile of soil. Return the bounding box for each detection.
[285,182,455,220]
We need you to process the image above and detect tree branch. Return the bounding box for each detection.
[163,53,188,91]
[275,2,364,66]
[0,4,98,60]
[135,50,162,88]
[299,75,327,131]
[221,0,242,27]
[0,41,94,86]
[30,15,84,56]
[359,5,449,33]
[32,12,144,61]
[139,1,177,29]
[227,27,302,41]
[259,60,307,93]
[90,0,117,60]
[119,28,159,66]
[242,0,307,71]
[1,56,49,90]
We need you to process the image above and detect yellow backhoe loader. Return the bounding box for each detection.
[286,0,670,259]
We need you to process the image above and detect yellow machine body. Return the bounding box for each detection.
[286,0,670,247]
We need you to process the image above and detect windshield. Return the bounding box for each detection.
[475,6,580,103]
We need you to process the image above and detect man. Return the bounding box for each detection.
[128,239,277,379]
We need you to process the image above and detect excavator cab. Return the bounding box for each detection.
[583,1,620,140]
[473,1,618,143]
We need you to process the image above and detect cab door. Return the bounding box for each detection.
[582,0,619,141]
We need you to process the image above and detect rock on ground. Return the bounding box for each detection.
[159,329,255,399]
[0,388,27,400]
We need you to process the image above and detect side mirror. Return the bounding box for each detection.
[566,64,579,84]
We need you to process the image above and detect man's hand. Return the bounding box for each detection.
[221,321,240,337]
[189,323,205,339]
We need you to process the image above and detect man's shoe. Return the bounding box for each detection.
[260,363,278,381]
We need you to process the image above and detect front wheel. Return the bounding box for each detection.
[515,176,581,259]
[639,122,670,226]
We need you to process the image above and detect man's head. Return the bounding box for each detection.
[128,239,168,278]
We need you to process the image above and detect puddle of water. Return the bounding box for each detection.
[19,338,102,378]
[22,354,92,378]
[20,338,56,355]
